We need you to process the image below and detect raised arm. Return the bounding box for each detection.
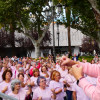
[61,56,100,78]
[79,77,100,100]
[79,62,100,78]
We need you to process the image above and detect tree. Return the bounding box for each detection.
[0,28,10,47]
[20,0,54,58]
[0,0,52,58]
[53,0,100,42]
[15,30,51,57]
[81,37,99,54]
[0,0,30,47]
[88,0,100,27]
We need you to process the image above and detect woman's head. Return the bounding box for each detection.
[41,66,48,72]
[16,64,22,70]
[50,70,61,81]
[37,76,46,87]
[18,67,24,73]
[11,79,21,91]
[52,63,56,68]
[2,69,12,80]
[61,65,65,71]
[33,68,40,77]
[3,61,8,68]
[0,65,3,71]
[18,73,24,82]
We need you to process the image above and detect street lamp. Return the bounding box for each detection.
[57,3,62,14]
[57,22,60,47]
[44,2,62,63]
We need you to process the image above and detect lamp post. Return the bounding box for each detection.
[57,22,60,47]
[44,2,62,63]
[52,5,56,63]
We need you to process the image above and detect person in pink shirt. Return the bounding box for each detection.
[52,63,59,71]
[30,68,40,93]
[72,82,90,100]
[33,76,56,100]
[8,79,28,100]
[0,65,3,83]
[61,56,100,100]
[2,61,8,72]
[18,67,29,83]
[58,65,68,82]
[49,70,67,100]
[40,65,50,86]
[14,63,22,78]
[0,69,12,95]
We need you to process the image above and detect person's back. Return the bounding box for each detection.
[73,82,90,100]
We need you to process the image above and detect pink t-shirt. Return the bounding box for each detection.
[30,76,38,92]
[25,64,30,74]
[8,88,27,100]
[33,87,52,100]
[24,74,29,83]
[64,74,76,91]
[58,68,68,79]
[0,71,3,83]
[0,81,11,94]
[85,76,97,86]
[40,72,50,85]
[73,82,90,100]
[49,80,64,100]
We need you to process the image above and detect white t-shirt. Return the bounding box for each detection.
[49,80,64,100]
[33,87,52,100]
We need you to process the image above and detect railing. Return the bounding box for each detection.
[0,92,18,100]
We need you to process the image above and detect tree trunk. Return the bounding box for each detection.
[10,24,15,48]
[66,7,72,55]
[68,26,71,55]
[88,0,100,27]
[98,42,100,48]
[34,43,41,58]
[10,24,15,56]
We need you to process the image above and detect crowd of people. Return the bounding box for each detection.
[0,54,99,100]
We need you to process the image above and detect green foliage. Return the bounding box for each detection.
[78,56,94,62]
[53,0,100,41]
[97,0,100,10]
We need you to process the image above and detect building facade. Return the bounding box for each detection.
[30,23,86,58]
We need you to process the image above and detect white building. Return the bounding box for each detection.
[30,23,86,57]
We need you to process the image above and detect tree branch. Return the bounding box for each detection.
[38,15,55,43]
[88,0,100,14]
[20,20,36,44]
